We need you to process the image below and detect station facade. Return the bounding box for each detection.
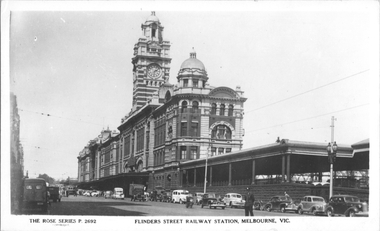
[77,12,369,201]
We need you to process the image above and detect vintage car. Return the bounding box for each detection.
[112,187,125,200]
[104,190,113,199]
[47,186,62,202]
[194,192,204,205]
[22,178,49,214]
[297,196,327,215]
[263,195,293,212]
[223,193,245,208]
[161,190,172,203]
[172,190,190,203]
[200,193,226,209]
[325,195,368,217]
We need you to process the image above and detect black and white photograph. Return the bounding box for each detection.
[2,1,379,231]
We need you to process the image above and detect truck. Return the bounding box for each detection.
[129,184,146,201]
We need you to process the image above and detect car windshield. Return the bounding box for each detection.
[181,192,189,195]
[236,195,242,198]
[345,197,360,202]
[313,198,325,202]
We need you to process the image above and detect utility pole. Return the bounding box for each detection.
[329,116,337,199]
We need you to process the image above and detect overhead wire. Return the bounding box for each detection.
[245,69,369,114]
[244,103,369,134]
[19,108,103,126]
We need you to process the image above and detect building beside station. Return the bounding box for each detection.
[10,92,25,214]
[77,12,369,202]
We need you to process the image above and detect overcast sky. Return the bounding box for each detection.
[4,2,377,181]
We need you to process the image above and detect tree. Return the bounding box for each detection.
[37,173,55,185]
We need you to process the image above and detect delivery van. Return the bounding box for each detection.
[22,178,49,214]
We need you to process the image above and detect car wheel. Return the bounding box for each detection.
[347,210,356,217]
[209,204,212,209]
[201,204,204,208]
[311,208,317,216]
[297,208,303,215]
[326,209,334,217]
[266,206,271,212]
[280,206,286,213]
[229,202,233,208]
[222,207,225,210]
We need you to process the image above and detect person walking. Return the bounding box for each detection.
[244,187,255,216]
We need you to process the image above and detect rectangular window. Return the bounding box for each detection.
[181,122,187,136]
[190,146,198,159]
[180,146,187,160]
[218,148,224,155]
[193,80,198,88]
[137,128,144,152]
[191,122,198,137]
[211,147,216,156]
[226,148,232,153]
[124,135,130,157]
[183,79,188,87]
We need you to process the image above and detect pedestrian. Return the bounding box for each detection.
[244,187,255,216]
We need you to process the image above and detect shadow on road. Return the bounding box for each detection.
[50,201,148,216]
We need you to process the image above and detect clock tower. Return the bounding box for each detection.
[131,12,171,111]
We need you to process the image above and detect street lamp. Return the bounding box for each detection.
[327,141,338,199]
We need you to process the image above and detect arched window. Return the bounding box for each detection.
[220,104,225,116]
[211,103,217,115]
[165,91,171,102]
[211,125,232,140]
[228,104,234,116]
[181,101,188,113]
[192,101,199,113]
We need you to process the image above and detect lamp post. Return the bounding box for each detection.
[327,141,338,199]
[203,146,209,194]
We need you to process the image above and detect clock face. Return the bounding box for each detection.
[147,64,162,78]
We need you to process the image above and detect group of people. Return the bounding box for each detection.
[243,187,289,216]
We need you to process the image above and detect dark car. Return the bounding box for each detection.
[47,186,62,202]
[263,195,293,212]
[325,195,368,217]
[200,193,226,209]
[22,178,49,214]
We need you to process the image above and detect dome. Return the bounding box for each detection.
[179,48,205,70]
[146,11,159,23]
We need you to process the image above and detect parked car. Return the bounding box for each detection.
[297,196,327,215]
[112,187,125,200]
[22,178,49,214]
[325,195,368,217]
[161,190,172,203]
[104,191,113,199]
[83,190,91,197]
[223,193,245,208]
[47,186,62,202]
[172,190,190,204]
[200,193,226,209]
[194,192,204,205]
[130,184,146,201]
[91,191,100,197]
[263,195,293,212]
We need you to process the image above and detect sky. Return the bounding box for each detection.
[3,2,378,181]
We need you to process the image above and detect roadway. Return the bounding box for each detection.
[48,195,311,216]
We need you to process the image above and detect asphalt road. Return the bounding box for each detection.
[48,195,310,216]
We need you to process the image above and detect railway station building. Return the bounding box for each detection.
[77,12,369,202]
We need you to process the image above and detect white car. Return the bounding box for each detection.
[112,187,124,200]
[171,190,189,203]
[83,191,91,197]
[223,193,245,208]
[91,191,100,197]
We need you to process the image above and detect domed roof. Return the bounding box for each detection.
[146,11,159,23]
[180,48,205,70]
